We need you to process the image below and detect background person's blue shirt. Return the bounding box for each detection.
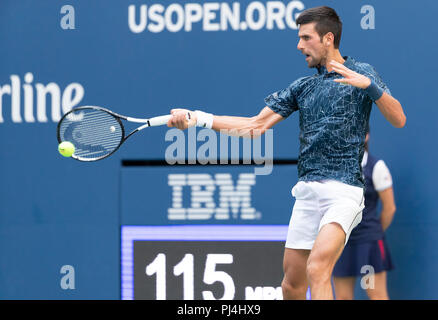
[265,56,391,188]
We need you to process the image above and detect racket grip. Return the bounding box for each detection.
[148,115,172,126]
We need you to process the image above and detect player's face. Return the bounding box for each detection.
[297,23,327,68]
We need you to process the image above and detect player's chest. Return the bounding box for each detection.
[297,76,359,117]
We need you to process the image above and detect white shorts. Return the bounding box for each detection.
[285,180,365,250]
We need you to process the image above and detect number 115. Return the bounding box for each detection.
[146,253,236,300]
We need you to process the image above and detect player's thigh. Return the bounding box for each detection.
[308,223,346,273]
[365,271,389,300]
[282,247,310,286]
[317,180,364,246]
[286,182,322,250]
[333,276,356,300]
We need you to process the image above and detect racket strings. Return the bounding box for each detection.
[59,109,123,160]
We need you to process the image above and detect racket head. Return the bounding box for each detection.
[57,106,125,161]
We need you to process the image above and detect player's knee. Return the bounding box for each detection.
[306,259,331,285]
[281,277,307,297]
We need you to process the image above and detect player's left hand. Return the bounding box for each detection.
[330,60,371,89]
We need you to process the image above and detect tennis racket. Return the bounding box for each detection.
[57,106,180,162]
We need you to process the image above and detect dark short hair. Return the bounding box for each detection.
[296,6,342,49]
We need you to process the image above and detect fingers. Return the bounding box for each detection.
[330,64,350,77]
[333,78,350,85]
[332,67,348,77]
[330,60,354,77]
[168,109,192,130]
[331,62,371,88]
[170,108,185,115]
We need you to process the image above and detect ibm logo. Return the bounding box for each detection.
[168,173,260,220]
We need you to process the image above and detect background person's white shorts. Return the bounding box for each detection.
[285,180,365,250]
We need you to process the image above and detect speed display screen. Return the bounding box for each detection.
[121,225,288,300]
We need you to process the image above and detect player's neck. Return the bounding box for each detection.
[324,50,345,72]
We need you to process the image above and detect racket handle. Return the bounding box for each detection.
[148,115,172,127]
[148,113,191,127]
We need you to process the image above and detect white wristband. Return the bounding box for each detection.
[194,110,214,129]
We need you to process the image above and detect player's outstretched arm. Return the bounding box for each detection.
[330,60,406,128]
[168,106,284,137]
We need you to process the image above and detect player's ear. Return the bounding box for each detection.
[323,32,334,46]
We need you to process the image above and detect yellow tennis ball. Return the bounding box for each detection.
[58,141,75,157]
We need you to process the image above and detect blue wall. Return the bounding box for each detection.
[0,0,436,299]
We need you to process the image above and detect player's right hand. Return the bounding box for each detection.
[168,108,197,130]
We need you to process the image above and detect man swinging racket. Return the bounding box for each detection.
[168,6,406,300]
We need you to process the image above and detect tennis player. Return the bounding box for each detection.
[333,131,396,300]
[168,6,406,300]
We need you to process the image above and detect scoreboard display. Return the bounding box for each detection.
[121,225,288,300]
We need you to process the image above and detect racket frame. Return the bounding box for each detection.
[57,106,170,162]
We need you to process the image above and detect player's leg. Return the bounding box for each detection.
[333,276,356,300]
[282,181,321,300]
[332,237,362,300]
[306,222,346,299]
[281,248,310,299]
[365,271,389,300]
[306,180,364,300]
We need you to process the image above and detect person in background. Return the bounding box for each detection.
[333,131,396,300]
